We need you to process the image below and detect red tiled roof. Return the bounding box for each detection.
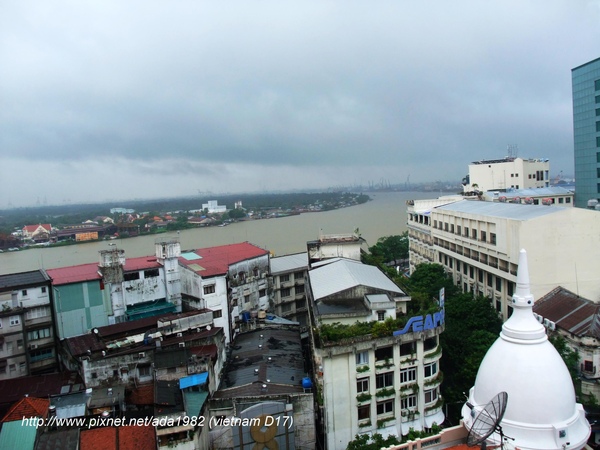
[47,255,160,285]
[179,242,269,277]
[2,396,49,422]
[47,262,101,285]
[23,224,51,233]
[123,256,161,272]
[80,427,117,450]
[118,425,156,450]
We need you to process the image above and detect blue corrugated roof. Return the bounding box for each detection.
[179,372,208,389]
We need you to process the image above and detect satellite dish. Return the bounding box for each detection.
[467,391,509,448]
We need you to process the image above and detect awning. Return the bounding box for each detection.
[126,299,176,321]
[179,372,208,390]
[425,410,445,428]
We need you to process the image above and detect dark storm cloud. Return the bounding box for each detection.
[1,1,600,205]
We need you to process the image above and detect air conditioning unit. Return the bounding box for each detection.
[29,344,38,350]
[138,352,145,358]
[179,342,185,348]
[176,332,182,337]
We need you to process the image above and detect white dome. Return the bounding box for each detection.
[462,249,590,450]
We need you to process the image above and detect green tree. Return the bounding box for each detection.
[228,208,246,219]
[346,433,401,450]
[368,233,409,264]
[440,292,502,423]
[406,263,458,313]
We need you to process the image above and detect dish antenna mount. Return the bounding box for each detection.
[467,391,510,449]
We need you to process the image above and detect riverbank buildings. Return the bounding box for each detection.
[306,258,444,449]
[572,57,600,209]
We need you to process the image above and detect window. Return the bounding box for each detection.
[424,337,437,351]
[281,303,292,313]
[597,137,600,147]
[9,364,16,374]
[41,287,46,294]
[356,351,369,366]
[400,367,416,384]
[596,108,600,117]
[19,362,26,374]
[123,272,140,281]
[295,285,304,294]
[375,346,393,361]
[457,225,461,235]
[203,285,216,295]
[596,95,600,104]
[17,339,24,349]
[259,289,266,297]
[144,268,159,278]
[596,79,600,90]
[357,405,370,421]
[27,328,51,341]
[496,277,502,292]
[566,197,571,203]
[377,311,385,321]
[21,289,28,296]
[25,307,49,320]
[212,309,222,319]
[281,288,291,298]
[471,229,477,239]
[377,400,393,416]
[425,388,439,404]
[401,395,417,410]
[244,295,250,303]
[464,227,469,237]
[490,233,496,245]
[376,371,394,389]
[9,316,20,326]
[424,362,437,378]
[487,273,493,286]
[584,360,594,372]
[596,121,600,133]
[294,271,304,281]
[400,342,415,356]
[139,365,151,377]
[280,274,290,283]
[357,377,369,393]
[480,231,486,242]
[30,348,53,362]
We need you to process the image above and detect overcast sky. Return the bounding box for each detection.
[1,1,599,207]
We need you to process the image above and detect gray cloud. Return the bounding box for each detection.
[1,1,600,206]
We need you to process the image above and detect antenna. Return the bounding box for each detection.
[467,391,509,448]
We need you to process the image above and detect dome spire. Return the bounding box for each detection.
[501,249,546,342]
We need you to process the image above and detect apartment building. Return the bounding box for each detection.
[464,156,550,193]
[270,252,309,326]
[178,242,270,344]
[408,198,600,318]
[0,270,57,380]
[306,258,443,448]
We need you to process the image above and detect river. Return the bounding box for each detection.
[0,191,437,275]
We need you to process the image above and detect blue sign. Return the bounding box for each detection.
[393,310,445,336]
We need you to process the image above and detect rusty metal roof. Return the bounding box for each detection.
[534,287,600,338]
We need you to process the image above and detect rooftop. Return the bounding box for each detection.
[0,269,50,290]
[179,242,269,277]
[534,287,600,339]
[309,258,403,302]
[1,396,49,422]
[214,328,305,399]
[270,252,308,274]
[436,199,564,221]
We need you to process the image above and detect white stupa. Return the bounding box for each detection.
[462,249,590,449]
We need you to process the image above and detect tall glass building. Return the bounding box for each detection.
[572,57,600,208]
